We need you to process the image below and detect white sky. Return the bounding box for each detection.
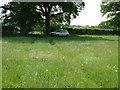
[0,0,11,6]
[0,0,107,26]
[70,0,107,26]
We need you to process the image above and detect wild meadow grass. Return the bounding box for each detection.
[0,37,2,89]
[2,35,118,88]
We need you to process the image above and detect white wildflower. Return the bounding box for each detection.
[46,69,48,72]
[113,66,116,68]
[115,70,118,72]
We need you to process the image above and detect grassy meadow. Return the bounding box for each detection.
[2,35,118,88]
[0,37,2,89]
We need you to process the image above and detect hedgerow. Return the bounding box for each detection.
[62,27,120,35]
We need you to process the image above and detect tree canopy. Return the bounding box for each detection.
[1,1,85,35]
[97,21,113,29]
[101,1,120,29]
[1,2,44,35]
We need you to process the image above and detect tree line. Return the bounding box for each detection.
[0,1,119,36]
[0,1,85,35]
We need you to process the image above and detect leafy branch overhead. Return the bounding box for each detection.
[101,1,120,29]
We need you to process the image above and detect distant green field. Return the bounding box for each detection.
[2,35,118,88]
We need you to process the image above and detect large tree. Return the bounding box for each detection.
[101,1,120,29]
[1,1,85,35]
[1,2,42,35]
[35,2,85,34]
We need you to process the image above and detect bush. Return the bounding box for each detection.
[50,23,61,32]
[2,25,17,35]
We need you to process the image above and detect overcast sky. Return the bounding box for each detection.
[0,0,108,26]
[70,0,107,26]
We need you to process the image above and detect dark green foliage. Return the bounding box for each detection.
[1,2,41,35]
[101,1,120,29]
[2,25,16,35]
[63,27,119,35]
[97,21,113,29]
[1,2,85,35]
[49,23,61,32]
[2,20,19,35]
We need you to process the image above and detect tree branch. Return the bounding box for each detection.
[50,12,63,18]
[40,6,45,16]
[48,4,52,14]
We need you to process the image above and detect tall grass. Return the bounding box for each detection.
[0,37,2,89]
[2,35,118,88]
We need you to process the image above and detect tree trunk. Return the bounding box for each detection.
[45,14,50,35]
[19,6,28,36]
[20,20,27,36]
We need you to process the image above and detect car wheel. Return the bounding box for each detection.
[66,34,69,37]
